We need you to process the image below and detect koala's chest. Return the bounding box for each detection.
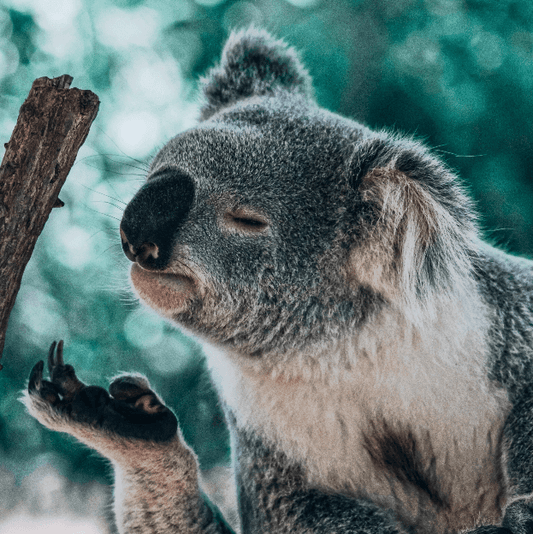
[205,342,509,531]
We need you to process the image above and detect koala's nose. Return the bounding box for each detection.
[120,170,194,270]
[120,232,160,264]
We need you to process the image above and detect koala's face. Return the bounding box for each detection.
[120,29,476,357]
[121,98,373,356]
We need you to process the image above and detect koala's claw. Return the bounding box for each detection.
[47,340,86,401]
[25,342,178,443]
[28,359,44,392]
[48,339,63,369]
[29,359,63,405]
[28,340,85,407]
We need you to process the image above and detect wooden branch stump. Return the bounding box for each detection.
[0,75,99,369]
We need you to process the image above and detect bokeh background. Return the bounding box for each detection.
[1,0,533,532]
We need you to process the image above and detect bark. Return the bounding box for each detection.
[0,75,99,369]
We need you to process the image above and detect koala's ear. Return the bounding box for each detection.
[346,135,477,318]
[200,27,314,120]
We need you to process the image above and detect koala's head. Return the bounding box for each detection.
[120,28,478,359]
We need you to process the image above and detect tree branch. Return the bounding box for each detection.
[0,75,99,369]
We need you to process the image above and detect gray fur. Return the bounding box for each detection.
[24,28,533,533]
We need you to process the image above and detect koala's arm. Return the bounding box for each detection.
[22,342,234,534]
[112,447,229,534]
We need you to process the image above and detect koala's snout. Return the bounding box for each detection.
[120,170,195,270]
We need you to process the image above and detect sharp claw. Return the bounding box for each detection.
[48,341,57,373]
[29,360,44,392]
[56,340,64,366]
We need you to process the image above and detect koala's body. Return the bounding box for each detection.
[23,29,533,534]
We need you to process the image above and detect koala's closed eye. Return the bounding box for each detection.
[222,210,270,233]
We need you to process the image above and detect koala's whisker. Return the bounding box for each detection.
[79,183,127,206]
[98,155,150,173]
[79,154,149,176]
[81,203,122,222]
[93,125,152,169]
[91,200,126,212]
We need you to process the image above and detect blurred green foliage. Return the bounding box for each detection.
[1,0,532,507]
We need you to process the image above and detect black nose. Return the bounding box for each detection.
[120,170,194,270]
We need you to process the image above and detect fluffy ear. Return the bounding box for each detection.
[346,135,478,318]
[200,27,314,120]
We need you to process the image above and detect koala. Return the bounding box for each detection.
[23,28,533,534]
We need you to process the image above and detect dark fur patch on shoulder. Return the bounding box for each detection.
[362,419,448,509]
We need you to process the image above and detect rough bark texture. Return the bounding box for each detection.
[0,75,99,369]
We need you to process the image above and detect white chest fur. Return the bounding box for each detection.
[204,298,509,530]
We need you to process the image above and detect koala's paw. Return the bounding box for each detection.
[22,341,178,444]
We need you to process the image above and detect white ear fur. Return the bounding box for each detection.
[348,166,474,320]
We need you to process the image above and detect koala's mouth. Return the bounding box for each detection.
[130,263,196,313]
